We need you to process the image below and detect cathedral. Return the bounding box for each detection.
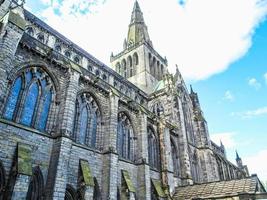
[0,0,266,199]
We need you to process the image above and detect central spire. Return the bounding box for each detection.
[130,1,144,24]
[127,1,151,48]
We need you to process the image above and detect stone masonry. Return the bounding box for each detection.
[0,1,253,200]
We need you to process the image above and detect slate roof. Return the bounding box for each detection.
[173,175,266,200]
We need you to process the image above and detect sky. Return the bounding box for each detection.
[24,0,267,182]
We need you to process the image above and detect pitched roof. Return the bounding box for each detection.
[173,175,266,200]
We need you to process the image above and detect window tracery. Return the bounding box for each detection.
[73,93,101,148]
[147,127,160,169]
[117,112,135,161]
[3,67,55,132]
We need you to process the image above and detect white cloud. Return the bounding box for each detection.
[210,132,236,149]
[264,72,267,84]
[243,149,267,182]
[231,106,267,119]
[248,78,261,89]
[224,90,235,101]
[25,0,267,80]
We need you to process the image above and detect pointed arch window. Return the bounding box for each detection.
[127,56,133,78]
[26,27,34,36]
[121,59,127,78]
[65,184,77,200]
[21,82,39,126]
[133,53,138,76]
[26,166,44,200]
[117,112,135,161]
[171,139,180,177]
[73,93,101,148]
[3,68,55,132]
[148,127,160,170]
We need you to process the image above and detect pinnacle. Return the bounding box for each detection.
[133,0,141,12]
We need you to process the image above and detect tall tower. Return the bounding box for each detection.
[110,1,168,93]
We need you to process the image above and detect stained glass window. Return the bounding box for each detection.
[21,83,39,126]
[38,90,52,131]
[73,93,100,148]
[3,68,54,133]
[3,77,22,120]
[79,107,88,144]
[90,112,97,148]
[117,113,134,160]
[148,127,160,169]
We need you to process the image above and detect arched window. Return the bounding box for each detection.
[116,63,121,75]
[133,53,138,66]
[117,112,135,161]
[148,53,152,73]
[133,53,138,76]
[156,61,160,79]
[3,68,55,132]
[26,166,44,200]
[65,51,71,58]
[37,33,45,43]
[216,158,224,180]
[26,27,34,36]
[127,56,133,78]
[171,139,180,177]
[93,177,101,200]
[152,57,156,77]
[121,59,126,78]
[73,93,101,148]
[65,184,77,200]
[147,127,160,169]
[74,56,80,64]
[0,161,5,199]
[55,45,61,52]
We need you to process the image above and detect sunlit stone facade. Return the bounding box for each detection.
[0,1,255,200]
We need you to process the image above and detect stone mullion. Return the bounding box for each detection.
[32,86,45,130]
[177,97,193,185]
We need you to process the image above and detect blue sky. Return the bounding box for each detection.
[192,18,267,180]
[24,0,267,181]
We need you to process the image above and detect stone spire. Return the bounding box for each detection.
[130,1,143,23]
[236,150,243,168]
[127,1,151,47]
[236,150,240,160]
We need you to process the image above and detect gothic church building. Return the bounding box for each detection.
[0,0,266,199]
